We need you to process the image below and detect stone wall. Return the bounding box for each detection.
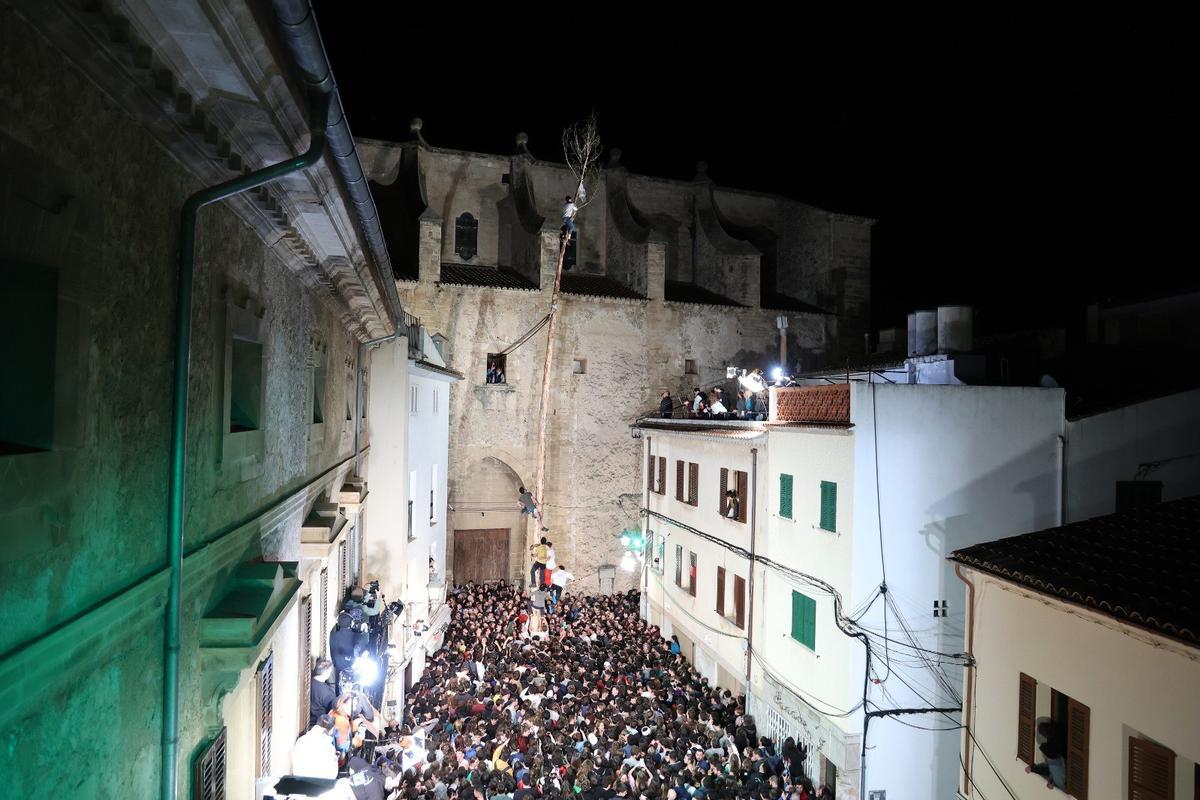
[0,8,368,796]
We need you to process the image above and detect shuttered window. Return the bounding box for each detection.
[1129,736,1174,800]
[779,474,794,519]
[647,451,655,491]
[790,590,815,650]
[719,468,729,515]
[657,457,666,494]
[675,544,683,587]
[687,462,699,506]
[1017,673,1036,765]
[338,540,347,599]
[194,727,227,800]
[256,652,274,778]
[319,567,329,656]
[675,460,685,502]
[735,470,748,523]
[298,595,312,734]
[733,575,746,629]
[687,551,697,596]
[819,481,838,531]
[716,566,726,616]
[1066,697,1090,800]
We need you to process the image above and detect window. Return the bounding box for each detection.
[408,471,416,541]
[194,727,227,800]
[338,541,347,599]
[1017,674,1090,799]
[1128,736,1174,800]
[312,366,325,424]
[298,595,312,735]
[719,468,749,523]
[656,536,665,575]
[716,566,726,616]
[454,212,478,260]
[791,590,816,650]
[684,358,697,375]
[675,544,683,587]
[648,453,666,495]
[819,481,838,531]
[572,358,587,374]
[430,463,438,523]
[410,385,418,415]
[1,261,57,455]
[345,375,354,422]
[688,462,699,506]
[675,460,685,502]
[779,474,794,519]
[657,457,666,494]
[688,551,697,596]
[255,652,274,778]
[733,575,746,629]
[649,531,664,574]
[486,353,507,385]
[230,337,263,433]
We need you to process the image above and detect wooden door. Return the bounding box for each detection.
[453,528,510,585]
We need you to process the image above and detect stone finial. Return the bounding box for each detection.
[410,117,428,147]
[608,147,623,168]
[516,131,533,159]
[693,160,710,181]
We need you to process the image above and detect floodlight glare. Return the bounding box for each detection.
[352,652,379,685]
[771,367,783,381]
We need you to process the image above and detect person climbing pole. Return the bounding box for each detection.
[518,486,549,532]
[562,195,578,237]
[529,536,550,589]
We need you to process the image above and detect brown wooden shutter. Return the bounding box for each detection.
[734,575,746,628]
[256,652,274,778]
[194,726,227,800]
[676,460,685,502]
[647,450,654,491]
[658,457,666,494]
[716,566,726,615]
[298,595,312,734]
[1129,736,1175,800]
[688,462,699,506]
[736,471,749,523]
[719,468,729,515]
[1066,697,1090,800]
[319,567,329,656]
[1017,673,1036,765]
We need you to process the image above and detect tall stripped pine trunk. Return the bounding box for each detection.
[529,231,571,563]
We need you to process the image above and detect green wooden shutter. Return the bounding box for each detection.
[779,474,793,519]
[819,481,837,531]
[791,590,816,650]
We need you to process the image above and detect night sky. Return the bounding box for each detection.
[313,4,1194,335]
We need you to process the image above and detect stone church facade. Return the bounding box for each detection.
[357,128,874,590]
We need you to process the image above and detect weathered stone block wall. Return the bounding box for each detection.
[0,10,366,797]
[626,175,697,282]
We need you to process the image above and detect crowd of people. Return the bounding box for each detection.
[658,386,767,422]
[292,580,832,800]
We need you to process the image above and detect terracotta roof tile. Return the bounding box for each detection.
[772,384,851,424]
[664,281,743,307]
[951,495,1200,648]
[559,273,645,300]
[439,264,537,291]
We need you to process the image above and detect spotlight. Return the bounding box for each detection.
[620,533,631,547]
[620,552,636,572]
[738,370,767,393]
[352,652,379,685]
[770,367,783,381]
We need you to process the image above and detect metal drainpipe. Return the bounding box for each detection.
[353,333,399,478]
[162,92,331,800]
[955,563,978,796]
[745,447,758,691]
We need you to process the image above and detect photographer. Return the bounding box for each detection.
[351,582,385,618]
[330,609,368,692]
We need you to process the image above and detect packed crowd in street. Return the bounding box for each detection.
[294,574,832,800]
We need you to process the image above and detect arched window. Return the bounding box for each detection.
[454,212,478,260]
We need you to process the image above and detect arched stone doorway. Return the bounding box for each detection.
[448,456,527,585]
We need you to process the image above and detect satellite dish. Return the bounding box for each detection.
[738,371,767,393]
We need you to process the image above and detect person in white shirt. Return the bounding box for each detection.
[562,195,578,235]
[291,714,339,779]
[709,391,727,415]
[549,565,574,606]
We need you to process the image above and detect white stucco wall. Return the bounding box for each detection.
[406,363,456,610]
[362,338,410,600]
[962,570,1200,800]
[641,428,766,694]
[1066,388,1200,523]
[846,383,1065,800]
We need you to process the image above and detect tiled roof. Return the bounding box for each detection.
[772,384,851,424]
[951,496,1200,647]
[664,280,744,307]
[439,264,537,291]
[762,293,833,315]
[559,273,645,300]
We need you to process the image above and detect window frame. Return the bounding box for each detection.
[486,352,507,385]
[819,480,838,531]
[790,590,816,650]
[454,211,478,260]
[687,551,697,596]
[779,473,794,519]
